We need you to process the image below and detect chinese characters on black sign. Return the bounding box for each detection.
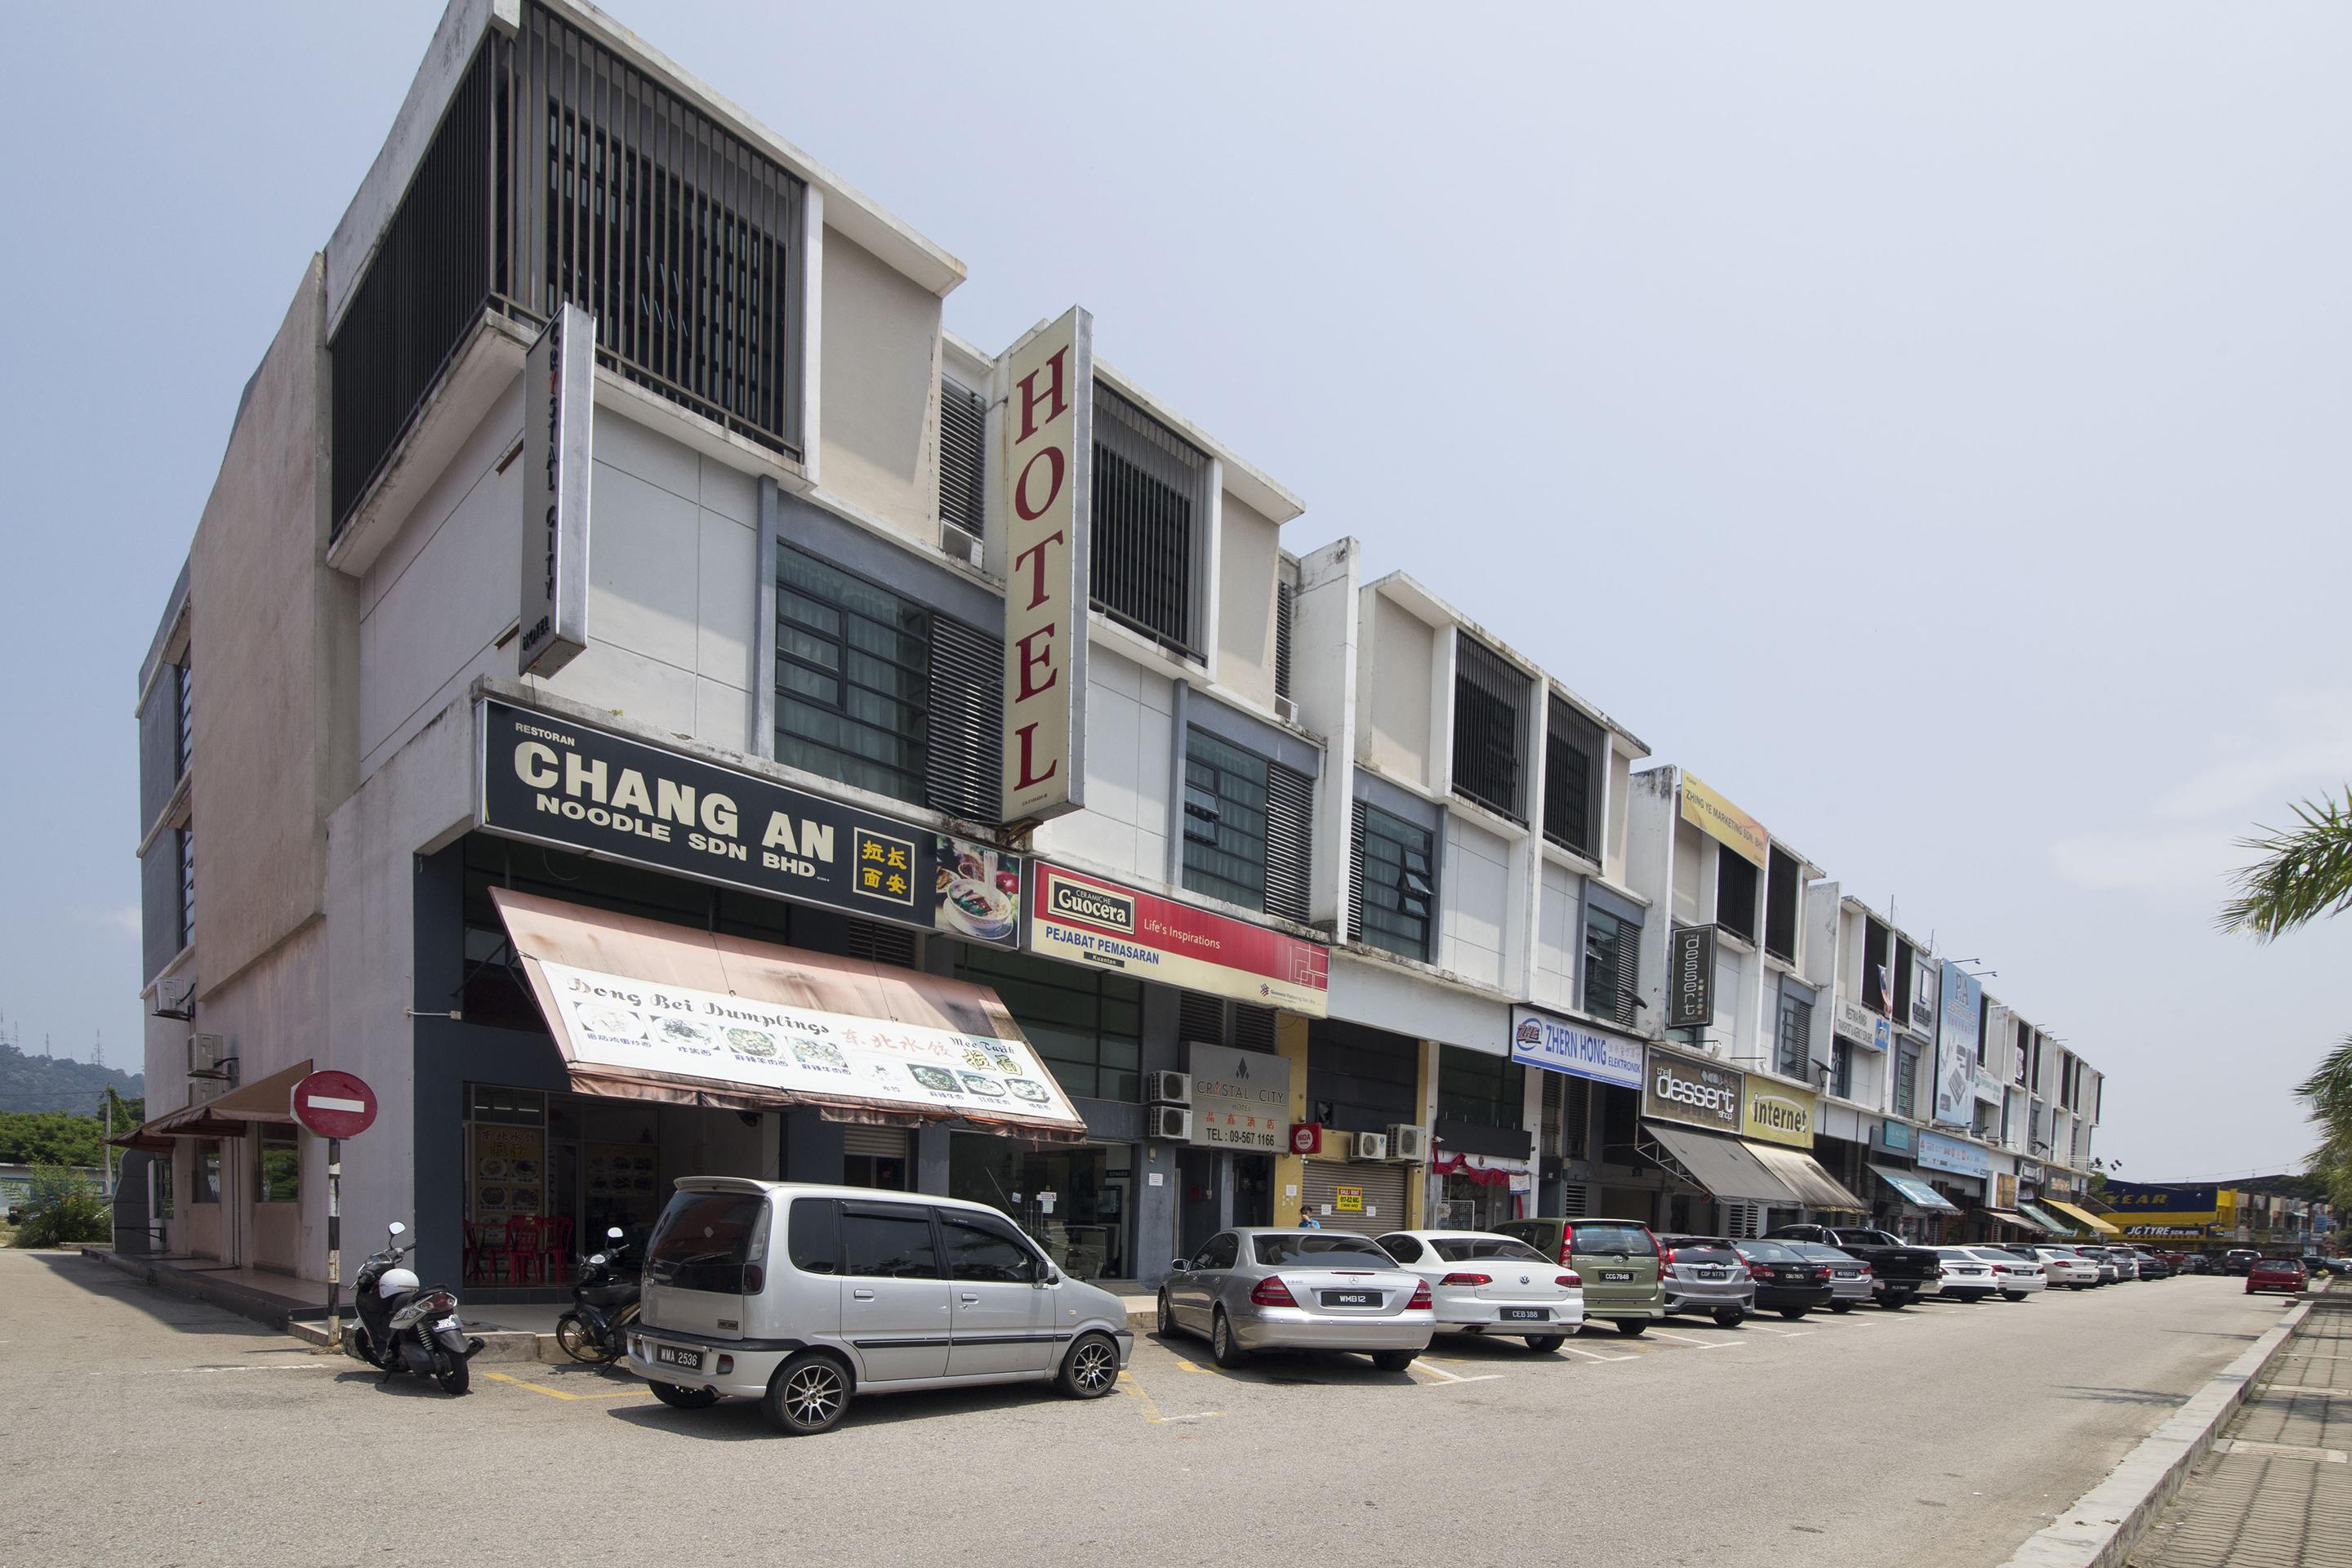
[477,698,1022,947]
[1668,926,1715,1029]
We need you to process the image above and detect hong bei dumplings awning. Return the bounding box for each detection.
[491,887,1088,1142]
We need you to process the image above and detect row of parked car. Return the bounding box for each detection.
[612,1180,2320,1437]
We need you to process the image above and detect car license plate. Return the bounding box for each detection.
[1321,1290,1376,1307]
[1500,1307,1548,1322]
[1600,1270,1633,1282]
[653,1344,703,1370]
[1695,1267,1724,1280]
[1835,1269,1858,1278]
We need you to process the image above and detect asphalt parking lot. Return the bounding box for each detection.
[2,1250,2295,1568]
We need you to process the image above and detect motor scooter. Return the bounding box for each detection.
[557,1227,640,1364]
[349,1221,483,1395]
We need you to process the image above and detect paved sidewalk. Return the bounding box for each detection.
[2128,1303,2352,1567]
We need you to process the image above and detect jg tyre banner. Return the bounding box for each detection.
[1299,1160,1407,1236]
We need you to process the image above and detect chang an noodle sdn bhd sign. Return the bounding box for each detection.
[477,697,1022,948]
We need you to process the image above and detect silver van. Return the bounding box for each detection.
[625,1178,1134,1434]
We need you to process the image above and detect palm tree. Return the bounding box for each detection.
[2225,790,2352,1211]
[2219,790,2352,938]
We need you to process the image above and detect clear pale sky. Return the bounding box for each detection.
[3,3,2345,1180]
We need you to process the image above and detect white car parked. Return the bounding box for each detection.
[1375,1231,1585,1352]
[2032,1246,2101,1289]
[1962,1247,2046,1300]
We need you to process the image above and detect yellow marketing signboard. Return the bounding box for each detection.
[1681,773,1768,867]
[1743,1082,1816,1149]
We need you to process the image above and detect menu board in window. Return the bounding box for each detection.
[473,1125,546,1220]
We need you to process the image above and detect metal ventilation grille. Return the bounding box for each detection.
[938,377,986,540]
[1178,992,1225,1048]
[1263,763,1313,924]
[1274,566,1298,703]
[837,917,918,970]
[1558,1183,1591,1218]
[924,617,1002,825]
[1452,634,1526,822]
[1348,800,1368,942]
[1544,695,1601,858]
[1091,386,1203,659]
[1234,1004,1276,1055]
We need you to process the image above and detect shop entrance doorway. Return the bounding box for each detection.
[1233,1154,1273,1228]
[1178,1148,1219,1256]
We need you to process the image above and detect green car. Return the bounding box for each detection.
[1494,1217,1666,1335]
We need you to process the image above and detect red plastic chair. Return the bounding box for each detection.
[501,1215,543,1286]
[462,1221,479,1285]
[473,1220,507,1285]
[538,1217,574,1285]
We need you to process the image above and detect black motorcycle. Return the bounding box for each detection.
[349,1221,483,1395]
[557,1226,640,1364]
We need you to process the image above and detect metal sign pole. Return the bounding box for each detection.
[326,1136,342,1351]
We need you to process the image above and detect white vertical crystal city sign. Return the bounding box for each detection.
[519,303,595,679]
[1000,307,1093,823]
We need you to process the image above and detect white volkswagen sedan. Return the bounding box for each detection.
[1962,1247,2047,1300]
[1374,1231,1584,1352]
[2031,1245,2100,1290]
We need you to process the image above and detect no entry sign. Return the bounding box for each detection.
[293,1070,377,1139]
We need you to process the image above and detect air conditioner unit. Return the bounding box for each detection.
[153,976,196,1022]
[1387,1124,1431,1162]
[1276,696,1299,726]
[1353,1132,1390,1162]
[941,522,985,570]
[1152,1106,1193,1143]
[186,1033,229,1079]
[1146,1070,1192,1107]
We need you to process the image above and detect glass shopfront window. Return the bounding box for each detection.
[955,946,1142,1102]
[950,1135,1134,1281]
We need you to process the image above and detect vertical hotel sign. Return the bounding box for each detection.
[519,303,595,679]
[1000,307,1094,823]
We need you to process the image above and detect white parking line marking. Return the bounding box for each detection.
[1646,1330,1744,1350]
[1557,1342,1637,1363]
[1413,1362,1506,1385]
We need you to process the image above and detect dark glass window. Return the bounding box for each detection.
[1190,1232,1239,1271]
[1544,697,1601,858]
[1716,844,1758,942]
[1183,729,1271,911]
[192,1143,221,1204]
[1354,804,1436,963]
[1452,635,1526,822]
[646,1192,768,1294]
[1864,916,1892,1013]
[256,1129,300,1204]
[940,1209,1040,1283]
[1438,1047,1525,1129]
[172,661,193,777]
[1583,906,1640,1027]
[1831,1040,1855,1100]
[1776,987,1814,1080]
[176,829,195,951]
[956,947,1142,1102]
[777,546,932,807]
[838,1202,941,1280]
[787,1196,840,1275]
[1764,847,1801,963]
[1376,1233,1425,1263]
[1894,1045,1921,1120]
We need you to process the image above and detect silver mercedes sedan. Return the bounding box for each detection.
[1157,1227,1437,1370]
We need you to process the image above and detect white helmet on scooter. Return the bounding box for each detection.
[376,1267,421,1298]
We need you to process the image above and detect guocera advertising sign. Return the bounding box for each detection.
[1743,1081,1818,1149]
[1643,1047,1744,1134]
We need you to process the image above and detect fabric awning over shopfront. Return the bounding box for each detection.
[2015,1200,2077,1235]
[2041,1199,2121,1236]
[1642,1121,1799,1205]
[1981,1208,2050,1232]
[1870,1165,1962,1214]
[491,888,1089,1142]
[1747,1142,1871,1212]
[110,1059,312,1152]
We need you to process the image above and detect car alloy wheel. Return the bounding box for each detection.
[1156,1291,1177,1339]
[766,1352,852,1436]
[1210,1309,1251,1368]
[1060,1333,1120,1399]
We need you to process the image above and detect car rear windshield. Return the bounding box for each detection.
[1833,1230,1904,1249]
[1662,1238,1741,1262]
[1570,1224,1656,1258]
[1788,1245,1855,1263]
[1736,1241,1802,1263]
[1428,1236,1550,1264]
[646,1191,768,1294]
[1254,1234,1396,1267]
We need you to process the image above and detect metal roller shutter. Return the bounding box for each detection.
[1298,1160,1409,1236]
[843,1125,910,1160]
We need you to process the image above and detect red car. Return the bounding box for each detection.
[2245,1258,2308,1295]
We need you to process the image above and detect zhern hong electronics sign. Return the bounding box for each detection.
[1027,863,1330,1017]
[1643,1047,1744,1135]
[476,698,1022,947]
[1509,1007,1644,1091]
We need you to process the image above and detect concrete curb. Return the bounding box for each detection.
[71,1245,545,1363]
[1997,1297,2314,1568]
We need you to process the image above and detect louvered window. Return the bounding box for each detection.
[1178,991,1225,1048]
[173,661,194,778]
[938,377,986,546]
[1543,696,1600,858]
[1091,387,1204,659]
[1234,1004,1276,1054]
[1182,728,1312,921]
[177,828,196,951]
[1582,906,1638,1028]
[1451,635,1526,822]
[1274,559,1298,705]
[1352,802,1435,963]
[1775,985,1814,1080]
[775,546,1000,822]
